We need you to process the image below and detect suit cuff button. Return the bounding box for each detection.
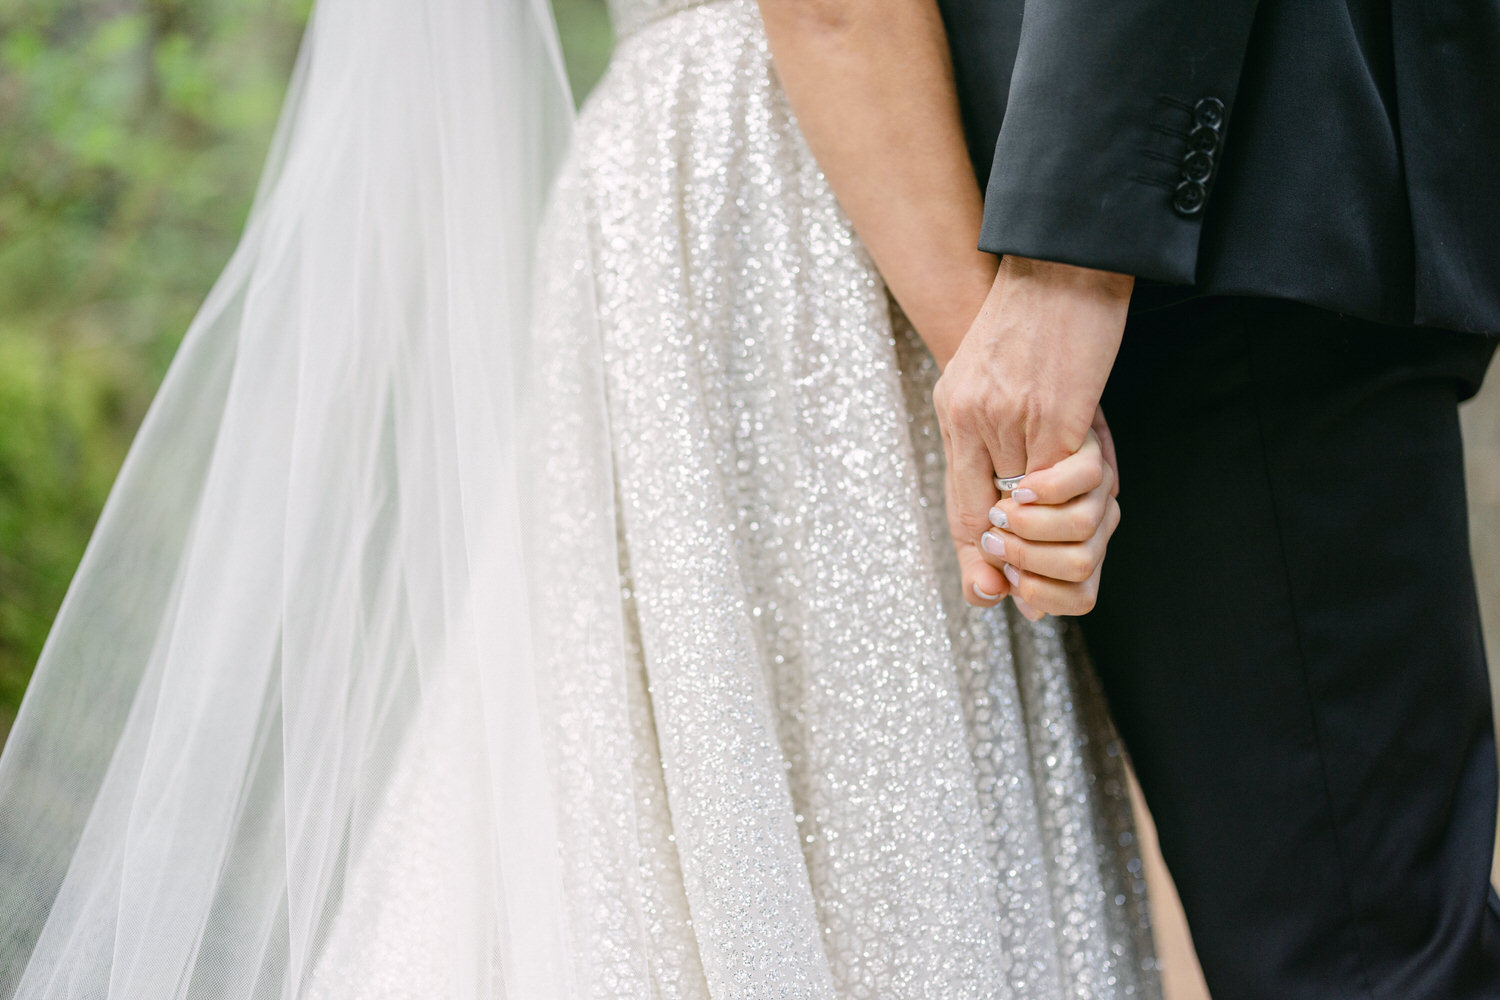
[1193,96,1226,129]
[1172,179,1208,217]
[1188,124,1221,154]
[1182,150,1214,183]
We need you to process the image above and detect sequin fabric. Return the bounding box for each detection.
[307,0,1161,996]
[531,1,1160,997]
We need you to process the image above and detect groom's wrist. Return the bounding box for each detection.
[997,255,1135,302]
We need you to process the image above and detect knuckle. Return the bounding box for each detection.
[947,394,982,431]
[1082,458,1106,492]
[1066,549,1096,583]
[932,376,951,408]
[981,392,1014,427]
[1103,499,1123,535]
[933,380,959,420]
[1080,578,1101,612]
[947,381,984,413]
[1068,507,1098,539]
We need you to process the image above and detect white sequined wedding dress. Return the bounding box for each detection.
[307,1,1161,997]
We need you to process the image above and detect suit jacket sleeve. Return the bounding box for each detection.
[977,1,1261,284]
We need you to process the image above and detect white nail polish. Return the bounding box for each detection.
[1002,563,1020,588]
[989,506,1008,530]
[980,531,1005,557]
[973,581,1002,601]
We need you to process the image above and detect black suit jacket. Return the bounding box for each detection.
[939,0,1500,335]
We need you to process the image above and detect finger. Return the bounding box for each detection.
[1003,430,1106,505]
[989,484,1109,543]
[946,427,1003,555]
[944,430,1009,606]
[982,526,1101,584]
[985,421,1029,507]
[1010,592,1045,622]
[958,539,1009,606]
[1092,406,1121,499]
[1003,553,1107,618]
[984,495,1120,583]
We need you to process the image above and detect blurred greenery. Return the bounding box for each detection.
[0,0,615,726]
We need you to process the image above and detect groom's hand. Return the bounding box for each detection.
[933,255,1133,609]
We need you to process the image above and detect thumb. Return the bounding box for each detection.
[957,536,1009,606]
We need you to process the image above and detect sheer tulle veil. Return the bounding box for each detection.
[0,0,614,994]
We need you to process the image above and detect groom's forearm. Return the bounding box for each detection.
[978,0,1261,284]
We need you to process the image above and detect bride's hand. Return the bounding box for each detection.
[964,415,1121,620]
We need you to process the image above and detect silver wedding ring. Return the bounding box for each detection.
[994,473,1027,492]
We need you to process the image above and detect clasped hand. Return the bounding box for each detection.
[932,255,1133,620]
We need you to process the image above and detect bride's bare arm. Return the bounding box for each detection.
[756,0,993,369]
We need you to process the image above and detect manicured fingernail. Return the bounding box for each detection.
[980,531,1005,557]
[1002,563,1020,588]
[988,506,1008,530]
[1012,593,1041,620]
[1012,488,1038,504]
[973,580,1003,601]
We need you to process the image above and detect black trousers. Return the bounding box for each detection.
[1077,296,1500,1000]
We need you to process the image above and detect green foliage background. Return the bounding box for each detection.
[0,0,615,728]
